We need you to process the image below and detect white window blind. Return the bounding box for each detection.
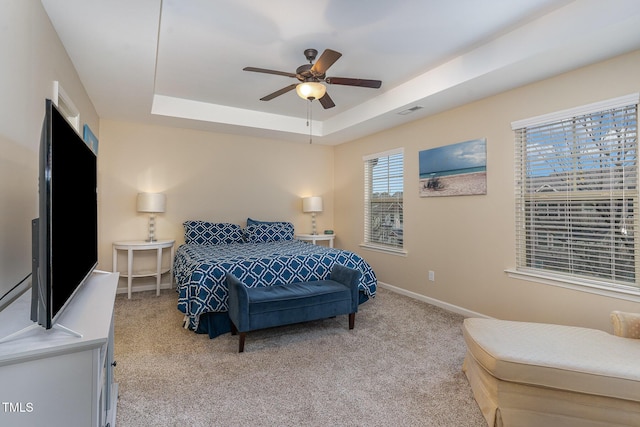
[513,95,639,290]
[363,148,404,251]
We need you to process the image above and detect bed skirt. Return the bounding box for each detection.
[196,312,232,338]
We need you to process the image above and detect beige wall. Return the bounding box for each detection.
[4,0,638,335]
[97,120,334,290]
[334,50,640,332]
[93,47,640,329]
[0,1,98,298]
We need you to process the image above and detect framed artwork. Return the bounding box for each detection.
[83,124,99,154]
[419,138,487,197]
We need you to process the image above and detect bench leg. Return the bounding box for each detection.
[238,332,246,353]
[349,313,355,329]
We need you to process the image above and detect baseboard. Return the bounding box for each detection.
[116,282,174,295]
[117,280,491,317]
[377,281,491,319]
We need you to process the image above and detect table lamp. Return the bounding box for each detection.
[302,196,323,235]
[137,192,166,242]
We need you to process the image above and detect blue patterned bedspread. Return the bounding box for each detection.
[174,240,377,329]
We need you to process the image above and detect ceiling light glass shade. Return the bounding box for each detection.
[296,82,326,100]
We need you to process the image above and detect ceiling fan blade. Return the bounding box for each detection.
[260,84,297,101]
[325,77,382,89]
[244,67,297,78]
[318,92,335,109]
[311,49,342,75]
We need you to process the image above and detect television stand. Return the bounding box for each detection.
[0,321,83,344]
[0,271,119,426]
[0,323,39,344]
[52,322,82,338]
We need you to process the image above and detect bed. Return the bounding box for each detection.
[174,220,377,338]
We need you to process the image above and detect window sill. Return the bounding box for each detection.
[359,243,407,257]
[505,268,640,303]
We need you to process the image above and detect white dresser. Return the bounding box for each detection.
[0,271,119,427]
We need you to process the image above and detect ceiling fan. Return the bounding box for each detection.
[243,48,382,109]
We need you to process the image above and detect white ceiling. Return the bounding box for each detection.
[41,0,640,145]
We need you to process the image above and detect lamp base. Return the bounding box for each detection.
[147,213,157,242]
[311,213,317,235]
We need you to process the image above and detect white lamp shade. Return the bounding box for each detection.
[302,196,323,213]
[137,192,166,213]
[296,82,326,100]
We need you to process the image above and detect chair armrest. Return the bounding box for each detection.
[610,310,640,339]
[226,273,250,331]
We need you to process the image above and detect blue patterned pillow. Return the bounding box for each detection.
[183,221,244,245]
[246,217,282,226]
[245,222,294,243]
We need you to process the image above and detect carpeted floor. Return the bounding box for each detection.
[113,286,486,426]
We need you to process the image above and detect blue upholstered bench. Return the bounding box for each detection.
[226,264,361,352]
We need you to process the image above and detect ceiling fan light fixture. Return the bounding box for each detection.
[296,82,326,100]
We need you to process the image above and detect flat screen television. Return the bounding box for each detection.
[31,99,98,330]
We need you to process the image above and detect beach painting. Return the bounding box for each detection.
[419,138,487,197]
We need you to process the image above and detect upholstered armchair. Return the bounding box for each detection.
[462,311,640,426]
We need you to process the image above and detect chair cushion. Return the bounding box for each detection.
[247,280,350,314]
[463,318,640,402]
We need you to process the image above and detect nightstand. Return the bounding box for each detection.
[296,234,335,248]
[112,239,175,299]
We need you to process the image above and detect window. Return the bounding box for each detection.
[512,94,639,293]
[363,148,404,253]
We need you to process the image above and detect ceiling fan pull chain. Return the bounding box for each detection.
[308,100,313,144]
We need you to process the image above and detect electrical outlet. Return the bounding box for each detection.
[428,270,435,282]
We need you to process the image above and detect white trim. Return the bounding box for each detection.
[359,243,407,256]
[511,92,639,130]
[378,281,490,319]
[505,268,640,302]
[363,147,404,161]
[53,81,80,132]
[115,282,173,296]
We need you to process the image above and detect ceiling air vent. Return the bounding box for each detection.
[397,105,423,115]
